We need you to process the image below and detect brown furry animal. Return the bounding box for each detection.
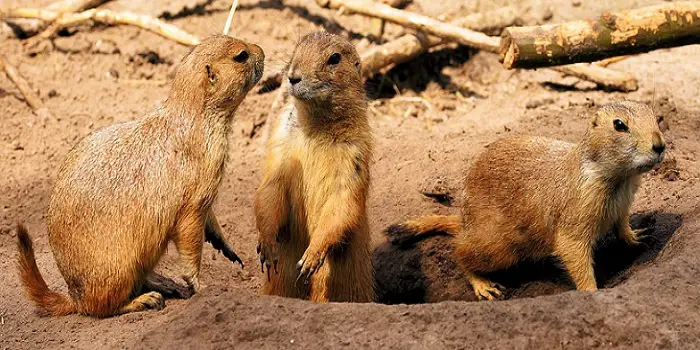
[255,32,373,302]
[386,101,666,300]
[16,35,264,317]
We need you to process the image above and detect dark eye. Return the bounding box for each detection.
[234,50,249,63]
[327,53,341,65]
[613,118,628,132]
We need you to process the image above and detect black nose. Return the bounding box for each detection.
[653,143,666,154]
[289,77,301,85]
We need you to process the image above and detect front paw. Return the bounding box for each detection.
[257,239,281,277]
[296,244,328,282]
[621,227,650,246]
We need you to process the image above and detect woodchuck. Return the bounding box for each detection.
[255,32,374,302]
[16,35,264,317]
[386,101,666,300]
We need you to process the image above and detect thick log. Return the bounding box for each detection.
[500,1,700,69]
[316,0,500,52]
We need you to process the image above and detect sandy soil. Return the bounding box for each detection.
[1,0,699,348]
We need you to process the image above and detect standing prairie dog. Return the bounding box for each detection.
[387,101,666,300]
[16,35,264,317]
[255,32,374,302]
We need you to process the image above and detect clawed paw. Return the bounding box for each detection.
[296,246,327,283]
[471,280,505,301]
[257,240,281,279]
[623,227,650,246]
[140,292,165,310]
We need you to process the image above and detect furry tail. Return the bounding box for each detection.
[16,224,76,316]
[384,215,462,246]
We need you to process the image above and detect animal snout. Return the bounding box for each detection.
[653,142,666,155]
[289,76,301,85]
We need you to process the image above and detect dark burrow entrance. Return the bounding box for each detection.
[373,211,683,304]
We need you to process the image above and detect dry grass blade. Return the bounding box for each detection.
[222,0,240,36]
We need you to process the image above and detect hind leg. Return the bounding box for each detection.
[116,292,165,315]
[174,213,205,294]
[453,227,515,301]
[316,234,374,303]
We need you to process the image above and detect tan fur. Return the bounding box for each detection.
[16,35,264,317]
[388,101,666,300]
[255,32,373,302]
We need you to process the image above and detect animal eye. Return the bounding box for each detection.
[234,50,249,63]
[327,53,341,65]
[613,118,628,132]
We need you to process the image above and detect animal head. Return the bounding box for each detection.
[170,35,264,113]
[286,32,364,111]
[585,100,666,175]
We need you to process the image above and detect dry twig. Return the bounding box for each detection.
[0,53,53,119]
[316,0,500,52]
[0,0,110,37]
[8,7,201,46]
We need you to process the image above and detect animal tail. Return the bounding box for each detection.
[16,224,76,316]
[384,215,462,246]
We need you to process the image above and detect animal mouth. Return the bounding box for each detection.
[634,153,664,172]
[289,82,330,102]
[252,61,264,85]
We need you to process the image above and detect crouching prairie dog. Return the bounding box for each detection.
[254,32,374,302]
[16,35,264,317]
[387,101,666,300]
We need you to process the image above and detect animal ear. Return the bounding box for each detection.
[206,64,216,85]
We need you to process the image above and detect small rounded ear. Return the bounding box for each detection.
[206,64,216,85]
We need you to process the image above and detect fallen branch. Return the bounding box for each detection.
[316,0,500,52]
[368,0,411,39]
[10,8,200,46]
[0,53,53,119]
[360,6,529,76]
[46,0,111,14]
[500,1,700,69]
[357,8,636,91]
[594,55,633,67]
[0,0,110,37]
[550,64,637,92]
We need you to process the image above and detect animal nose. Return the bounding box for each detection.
[288,76,301,85]
[652,142,666,155]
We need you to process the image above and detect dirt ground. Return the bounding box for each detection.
[1,0,699,348]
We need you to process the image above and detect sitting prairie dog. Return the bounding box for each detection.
[255,32,374,302]
[16,35,264,317]
[387,101,666,300]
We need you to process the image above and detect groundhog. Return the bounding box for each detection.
[386,101,666,300]
[16,35,264,317]
[254,32,374,302]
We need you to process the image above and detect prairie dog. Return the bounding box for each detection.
[387,101,666,300]
[16,35,264,317]
[255,32,373,302]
